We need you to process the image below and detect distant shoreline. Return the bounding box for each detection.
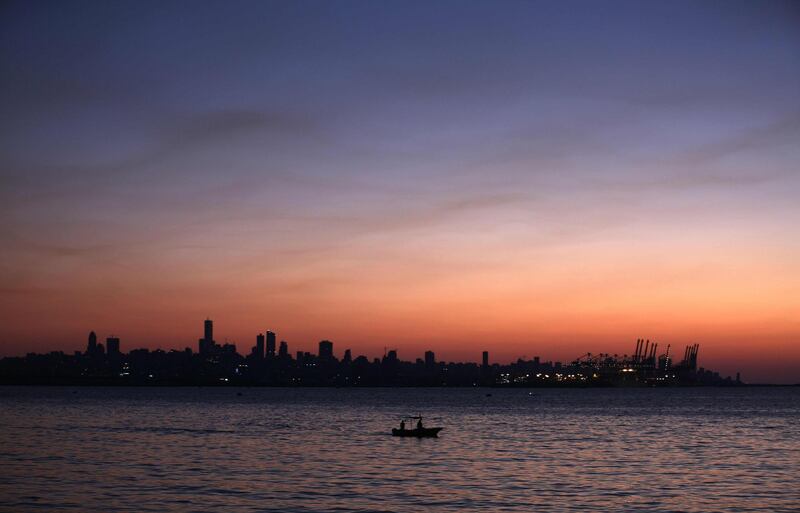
[1,381,796,388]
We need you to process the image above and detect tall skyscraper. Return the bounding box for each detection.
[482,351,489,367]
[425,350,435,367]
[86,331,97,355]
[255,333,265,359]
[343,349,352,364]
[319,340,333,359]
[199,318,215,354]
[266,331,276,358]
[279,340,288,358]
[204,319,213,342]
[106,336,120,357]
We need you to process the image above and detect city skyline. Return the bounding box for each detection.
[3,317,740,387]
[53,318,705,367]
[2,1,799,384]
[0,316,780,384]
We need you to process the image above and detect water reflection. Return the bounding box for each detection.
[0,387,798,512]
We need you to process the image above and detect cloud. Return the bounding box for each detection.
[313,191,531,236]
[1,108,322,184]
[677,113,800,166]
[572,113,800,194]
[0,107,332,225]
[153,109,320,161]
[585,169,784,194]
[0,231,130,271]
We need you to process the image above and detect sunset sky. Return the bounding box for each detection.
[1,1,798,382]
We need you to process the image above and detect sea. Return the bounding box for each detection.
[0,386,798,513]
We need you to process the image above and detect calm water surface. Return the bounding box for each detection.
[0,387,798,512]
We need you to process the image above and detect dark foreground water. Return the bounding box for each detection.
[0,387,798,513]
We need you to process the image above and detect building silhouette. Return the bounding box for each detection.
[204,319,213,341]
[319,340,333,360]
[86,331,97,355]
[106,337,120,357]
[254,333,265,359]
[199,318,216,355]
[266,331,276,358]
[425,350,435,367]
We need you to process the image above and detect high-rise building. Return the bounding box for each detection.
[199,318,216,354]
[255,333,265,359]
[106,337,120,357]
[86,331,97,355]
[279,340,288,358]
[482,351,489,367]
[343,349,352,364]
[425,350,435,367]
[319,340,333,359]
[204,319,213,341]
[266,331,276,358]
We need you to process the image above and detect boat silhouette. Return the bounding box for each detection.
[391,415,442,437]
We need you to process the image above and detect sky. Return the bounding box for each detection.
[1,0,799,383]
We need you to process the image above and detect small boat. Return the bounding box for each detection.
[391,415,442,437]
[391,426,443,437]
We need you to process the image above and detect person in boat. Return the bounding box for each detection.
[416,417,423,430]
[399,420,406,431]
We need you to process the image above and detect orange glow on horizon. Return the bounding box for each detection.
[3,219,798,383]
